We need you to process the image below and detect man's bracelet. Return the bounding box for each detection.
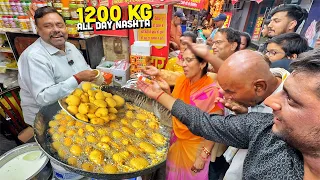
[73,75,82,84]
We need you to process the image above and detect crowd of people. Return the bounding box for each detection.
[141,3,320,180]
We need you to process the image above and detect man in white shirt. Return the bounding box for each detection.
[214,51,290,179]
[18,7,97,139]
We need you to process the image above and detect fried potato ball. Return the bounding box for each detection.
[89,150,104,165]
[103,165,118,174]
[70,145,82,156]
[130,157,149,170]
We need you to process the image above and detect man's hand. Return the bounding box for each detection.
[215,97,248,114]
[137,79,164,100]
[74,70,97,82]
[155,77,171,94]
[206,37,213,47]
[142,66,160,76]
[181,37,211,59]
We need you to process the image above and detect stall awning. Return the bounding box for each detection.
[174,0,209,11]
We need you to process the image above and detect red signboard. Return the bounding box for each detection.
[174,0,206,11]
[222,12,232,28]
[231,0,238,5]
[108,0,180,6]
[251,15,264,41]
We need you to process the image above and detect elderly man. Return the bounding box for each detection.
[185,28,241,74]
[215,50,289,180]
[18,7,97,141]
[138,49,320,179]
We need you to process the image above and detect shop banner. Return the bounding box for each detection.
[174,0,206,11]
[109,0,180,6]
[301,0,319,48]
[222,12,232,28]
[137,12,167,46]
[231,0,238,5]
[251,15,264,41]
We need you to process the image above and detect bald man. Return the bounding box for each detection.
[216,50,290,180]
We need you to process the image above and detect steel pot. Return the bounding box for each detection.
[0,142,52,180]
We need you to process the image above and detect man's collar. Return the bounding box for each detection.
[40,38,66,55]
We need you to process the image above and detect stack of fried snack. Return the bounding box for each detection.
[64,82,125,125]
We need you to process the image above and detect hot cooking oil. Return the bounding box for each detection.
[47,102,169,174]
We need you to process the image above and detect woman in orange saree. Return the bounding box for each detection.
[163,48,223,180]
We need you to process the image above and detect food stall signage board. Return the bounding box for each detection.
[174,0,206,11]
[222,12,232,28]
[137,13,167,46]
[251,15,264,41]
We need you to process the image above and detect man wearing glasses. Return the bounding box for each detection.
[265,32,309,71]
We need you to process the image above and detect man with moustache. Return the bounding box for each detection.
[137,49,320,179]
[185,28,240,74]
[17,7,97,141]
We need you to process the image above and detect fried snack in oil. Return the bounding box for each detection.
[109,122,119,129]
[97,142,111,151]
[82,162,94,172]
[112,130,123,139]
[100,136,111,143]
[126,111,134,118]
[148,121,159,130]
[130,157,149,170]
[120,118,129,126]
[151,133,166,146]
[112,151,130,164]
[103,165,118,174]
[136,114,148,121]
[49,99,169,173]
[122,126,134,134]
[48,120,59,128]
[52,141,61,150]
[139,142,156,154]
[89,150,104,165]
[67,157,78,166]
[135,129,147,139]
[132,120,144,129]
[70,145,82,156]
[127,145,141,155]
